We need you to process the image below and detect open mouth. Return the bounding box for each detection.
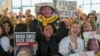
[73,30,78,33]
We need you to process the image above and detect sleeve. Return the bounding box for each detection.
[29,19,42,42]
[1,36,10,52]
[55,22,69,42]
[59,38,70,56]
[29,19,38,32]
[10,38,14,47]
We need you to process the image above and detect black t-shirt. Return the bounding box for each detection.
[47,47,51,56]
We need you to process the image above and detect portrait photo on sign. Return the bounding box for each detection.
[14,32,36,56]
[83,31,100,55]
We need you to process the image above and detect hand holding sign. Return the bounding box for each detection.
[70,51,94,56]
[68,43,73,51]
[74,41,78,49]
[79,52,88,56]
[68,42,78,54]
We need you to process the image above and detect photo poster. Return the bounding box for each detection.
[14,32,36,56]
[70,51,94,56]
[83,31,100,47]
[56,0,77,18]
[83,31,100,55]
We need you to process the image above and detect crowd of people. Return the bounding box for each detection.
[0,2,100,56]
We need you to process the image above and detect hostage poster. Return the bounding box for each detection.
[14,32,36,56]
[83,31,100,55]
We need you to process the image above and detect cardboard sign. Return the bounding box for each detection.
[70,51,94,56]
[14,32,36,56]
[56,0,77,17]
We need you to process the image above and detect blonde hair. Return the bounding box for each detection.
[69,21,81,36]
[81,21,92,32]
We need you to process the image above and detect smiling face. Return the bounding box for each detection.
[70,22,80,36]
[41,6,53,18]
[82,22,92,32]
[88,39,99,53]
[43,25,53,39]
[88,15,95,22]
[4,23,10,34]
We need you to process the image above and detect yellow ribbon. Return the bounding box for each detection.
[37,15,58,26]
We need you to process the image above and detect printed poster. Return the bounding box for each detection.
[14,32,36,56]
[56,0,77,17]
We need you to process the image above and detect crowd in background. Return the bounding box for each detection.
[0,3,100,56]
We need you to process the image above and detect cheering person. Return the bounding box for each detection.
[59,21,84,56]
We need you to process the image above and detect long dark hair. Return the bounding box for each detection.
[3,20,14,36]
[0,23,7,37]
[87,38,100,51]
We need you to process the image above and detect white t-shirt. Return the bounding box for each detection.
[59,36,84,56]
[0,36,10,52]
